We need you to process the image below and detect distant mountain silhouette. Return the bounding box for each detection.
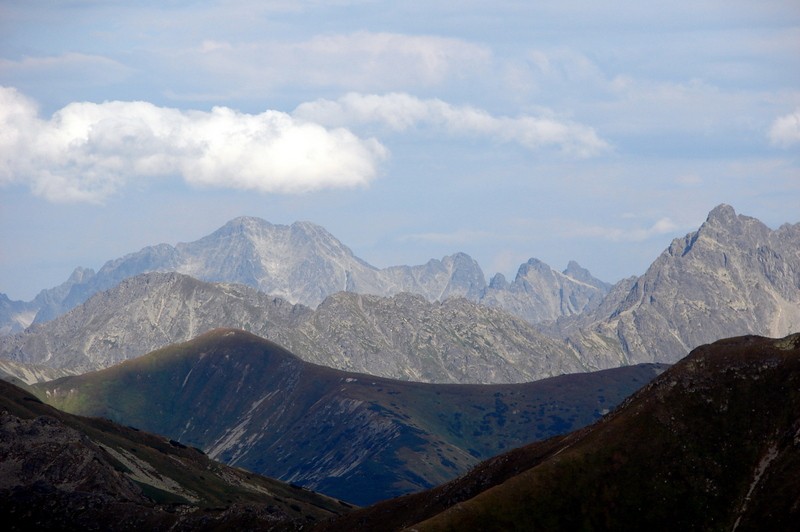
[1,217,609,332]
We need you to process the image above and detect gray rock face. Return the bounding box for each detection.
[292,291,585,383]
[481,258,611,323]
[1,268,98,333]
[0,272,586,383]
[17,218,492,320]
[0,273,309,373]
[0,294,37,335]
[564,204,800,367]
[0,359,76,385]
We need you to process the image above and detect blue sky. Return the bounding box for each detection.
[1,0,799,300]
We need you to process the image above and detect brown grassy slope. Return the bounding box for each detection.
[319,333,800,531]
[0,379,348,531]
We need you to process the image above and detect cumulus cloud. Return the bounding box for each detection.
[294,92,609,157]
[0,87,387,203]
[769,108,800,147]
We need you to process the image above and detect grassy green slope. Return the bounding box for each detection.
[37,329,665,506]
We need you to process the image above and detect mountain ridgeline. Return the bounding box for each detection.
[557,204,800,368]
[2,204,799,384]
[37,328,666,506]
[0,216,610,333]
[0,272,586,382]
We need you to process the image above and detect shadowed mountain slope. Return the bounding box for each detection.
[0,379,348,531]
[37,329,665,506]
[318,333,800,531]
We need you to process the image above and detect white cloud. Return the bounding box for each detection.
[0,53,133,86]
[400,229,494,245]
[170,32,491,95]
[769,108,800,147]
[562,217,680,242]
[294,92,610,157]
[0,86,387,203]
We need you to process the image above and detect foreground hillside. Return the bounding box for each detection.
[320,333,800,531]
[0,380,347,531]
[38,329,665,505]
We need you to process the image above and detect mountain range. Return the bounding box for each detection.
[0,217,609,334]
[319,333,800,531]
[36,328,666,506]
[3,204,798,385]
[0,272,585,383]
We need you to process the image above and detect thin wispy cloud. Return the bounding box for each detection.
[294,93,610,157]
[561,218,681,243]
[399,229,495,245]
[0,86,386,203]
[168,32,491,95]
[0,53,131,79]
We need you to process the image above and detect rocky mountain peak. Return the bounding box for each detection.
[705,203,737,223]
[567,205,800,368]
[696,203,770,243]
[516,258,552,278]
[488,273,509,290]
[563,260,611,290]
[220,215,271,230]
[5,215,608,330]
[66,266,96,284]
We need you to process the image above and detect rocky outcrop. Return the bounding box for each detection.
[0,272,584,383]
[18,218,492,320]
[562,204,800,367]
[482,258,610,324]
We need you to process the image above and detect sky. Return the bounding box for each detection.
[1,0,799,301]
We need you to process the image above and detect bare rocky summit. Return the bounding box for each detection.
[2,204,798,382]
[559,204,800,368]
[482,258,611,324]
